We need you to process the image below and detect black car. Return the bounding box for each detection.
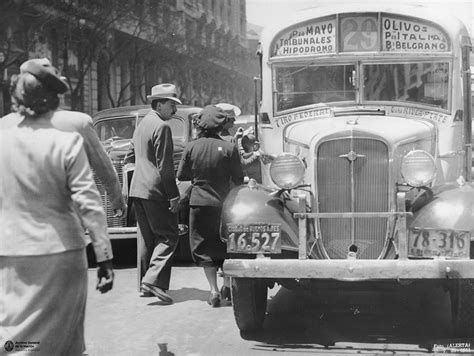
[92,104,202,262]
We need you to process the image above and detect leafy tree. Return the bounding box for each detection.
[0,1,256,114]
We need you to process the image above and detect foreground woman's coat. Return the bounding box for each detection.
[0,117,112,355]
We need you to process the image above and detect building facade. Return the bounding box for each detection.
[0,0,258,116]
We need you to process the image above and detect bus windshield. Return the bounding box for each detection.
[274,61,449,111]
[363,62,449,109]
[276,64,356,111]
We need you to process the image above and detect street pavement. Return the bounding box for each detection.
[84,264,264,356]
[83,263,461,356]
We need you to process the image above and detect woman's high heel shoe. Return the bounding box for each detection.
[220,286,231,302]
[208,292,221,307]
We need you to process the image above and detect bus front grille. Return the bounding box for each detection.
[316,138,389,259]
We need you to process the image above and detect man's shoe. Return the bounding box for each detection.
[141,283,173,304]
[139,287,153,298]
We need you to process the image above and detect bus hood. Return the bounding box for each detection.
[284,115,435,147]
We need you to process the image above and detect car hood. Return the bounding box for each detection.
[285,115,435,147]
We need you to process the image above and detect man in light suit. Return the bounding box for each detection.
[130,83,181,304]
[0,58,126,217]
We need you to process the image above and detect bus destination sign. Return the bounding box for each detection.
[272,18,337,57]
[271,14,450,57]
[382,16,449,52]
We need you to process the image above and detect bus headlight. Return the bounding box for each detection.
[270,153,305,189]
[401,150,436,187]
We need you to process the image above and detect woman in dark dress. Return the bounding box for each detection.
[177,105,244,307]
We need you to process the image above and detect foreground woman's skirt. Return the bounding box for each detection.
[0,249,88,356]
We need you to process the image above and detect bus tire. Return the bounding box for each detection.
[231,278,268,332]
[450,279,474,337]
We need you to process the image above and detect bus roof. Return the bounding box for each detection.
[260,3,470,50]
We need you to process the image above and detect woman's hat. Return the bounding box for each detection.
[20,58,68,94]
[215,103,241,118]
[147,83,182,104]
[195,105,227,129]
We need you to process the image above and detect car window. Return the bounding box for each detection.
[168,116,186,141]
[95,117,136,141]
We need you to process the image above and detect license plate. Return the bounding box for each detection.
[408,228,470,258]
[226,223,281,254]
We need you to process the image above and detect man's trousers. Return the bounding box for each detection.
[134,198,178,291]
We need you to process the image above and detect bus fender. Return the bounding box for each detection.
[221,184,299,249]
[409,181,474,236]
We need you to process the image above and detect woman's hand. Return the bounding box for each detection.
[234,127,244,139]
[96,259,114,294]
[259,151,274,165]
[169,196,180,213]
[113,207,125,218]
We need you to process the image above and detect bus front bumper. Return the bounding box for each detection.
[223,258,474,280]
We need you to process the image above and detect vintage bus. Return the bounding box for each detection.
[221,4,473,336]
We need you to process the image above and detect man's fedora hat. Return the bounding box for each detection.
[147,83,182,104]
[20,58,68,94]
[215,103,241,117]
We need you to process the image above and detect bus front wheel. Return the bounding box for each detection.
[450,279,474,337]
[231,278,268,332]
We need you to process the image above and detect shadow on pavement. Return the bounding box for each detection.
[168,287,209,303]
[240,281,454,354]
[145,287,234,307]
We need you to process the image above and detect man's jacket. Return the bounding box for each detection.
[129,110,179,201]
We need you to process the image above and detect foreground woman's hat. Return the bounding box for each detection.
[147,83,182,104]
[20,58,68,94]
[195,105,227,129]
